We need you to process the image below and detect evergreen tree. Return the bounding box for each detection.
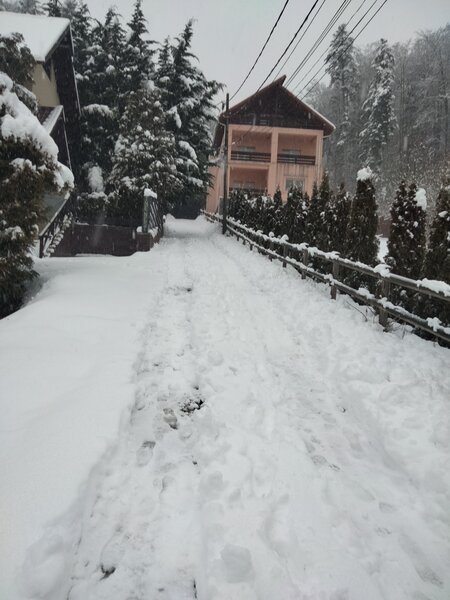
[360,39,396,174]
[346,167,379,268]
[98,7,127,110]
[0,72,73,317]
[60,0,77,18]
[424,181,450,282]
[386,181,427,279]
[422,181,450,325]
[326,24,359,185]
[0,33,35,90]
[108,83,180,222]
[292,187,309,244]
[123,0,154,93]
[156,20,221,214]
[66,1,93,105]
[307,174,332,250]
[280,187,300,242]
[18,0,42,13]
[44,0,61,16]
[328,183,351,256]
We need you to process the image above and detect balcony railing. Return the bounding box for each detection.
[230,187,267,196]
[230,150,270,163]
[277,153,316,165]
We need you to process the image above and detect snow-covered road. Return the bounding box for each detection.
[1,217,449,600]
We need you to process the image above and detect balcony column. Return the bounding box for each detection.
[268,130,279,197]
[315,134,323,182]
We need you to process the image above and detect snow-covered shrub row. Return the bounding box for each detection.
[228,172,450,326]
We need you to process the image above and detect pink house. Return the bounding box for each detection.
[207,76,335,212]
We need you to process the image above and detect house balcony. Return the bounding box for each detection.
[230,150,270,163]
[277,153,315,165]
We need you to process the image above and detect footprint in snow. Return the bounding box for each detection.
[136,440,155,466]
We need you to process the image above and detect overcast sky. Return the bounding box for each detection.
[87,0,449,104]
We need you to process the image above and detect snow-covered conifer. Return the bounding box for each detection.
[0,72,73,316]
[360,39,396,174]
[386,181,426,279]
[44,0,61,16]
[123,0,154,94]
[328,183,351,256]
[156,20,221,214]
[18,0,42,13]
[326,25,359,185]
[346,167,379,267]
[424,181,450,283]
[108,83,180,221]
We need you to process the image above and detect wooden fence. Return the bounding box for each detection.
[202,211,450,344]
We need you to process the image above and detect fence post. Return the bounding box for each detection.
[378,278,391,329]
[331,255,340,300]
[269,235,274,261]
[282,244,288,268]
[301,247,309,279]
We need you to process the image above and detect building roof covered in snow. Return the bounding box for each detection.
[0,11,71,63]
[213,76,335,149]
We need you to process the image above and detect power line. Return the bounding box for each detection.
[256,0,321,92]
[229,0,292,101]
[290,0,371,93]
[296,0,390,100]
[284,0,353,87]
[272,0,329,81]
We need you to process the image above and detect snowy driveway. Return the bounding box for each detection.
[1,217,449,600]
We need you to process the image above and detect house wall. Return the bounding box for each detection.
[32,63,60,107]
[207,124,326,213]
[230,131,271,153]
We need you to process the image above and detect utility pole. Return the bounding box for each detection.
[222,93,229,235]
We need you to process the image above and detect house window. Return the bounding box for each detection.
[238,146,256,153]
[281,148,301,155]
[259,114,271,126]
[285,178,304,192]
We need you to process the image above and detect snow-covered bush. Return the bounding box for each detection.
[107,84,180,222]
[386,181,427,279]
[0,72,73,317]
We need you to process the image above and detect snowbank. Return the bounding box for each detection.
[0,252,167,600]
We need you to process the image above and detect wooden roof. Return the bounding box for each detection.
[213,76,335,148]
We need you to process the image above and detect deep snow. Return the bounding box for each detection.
[0,217,449,600]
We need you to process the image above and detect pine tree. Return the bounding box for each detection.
[291,187,309,244]
[156,20,221,214]
[360,39,396,174]
[328,183,351,256]
[0,72,73,317]
[99,7,127,111]
[44,0,61,16]
[60,0,77,18]
[386,181,427,279]
[424,180,450,282]
[326,25,359,185]
[280,187,300,242]
[307,174,332,251]
[18,0,42,14]
[420,181,450,326]
[66,1,93,105]
[108,83,180,222]
[346,168,379,268]
[123,0,154,94]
